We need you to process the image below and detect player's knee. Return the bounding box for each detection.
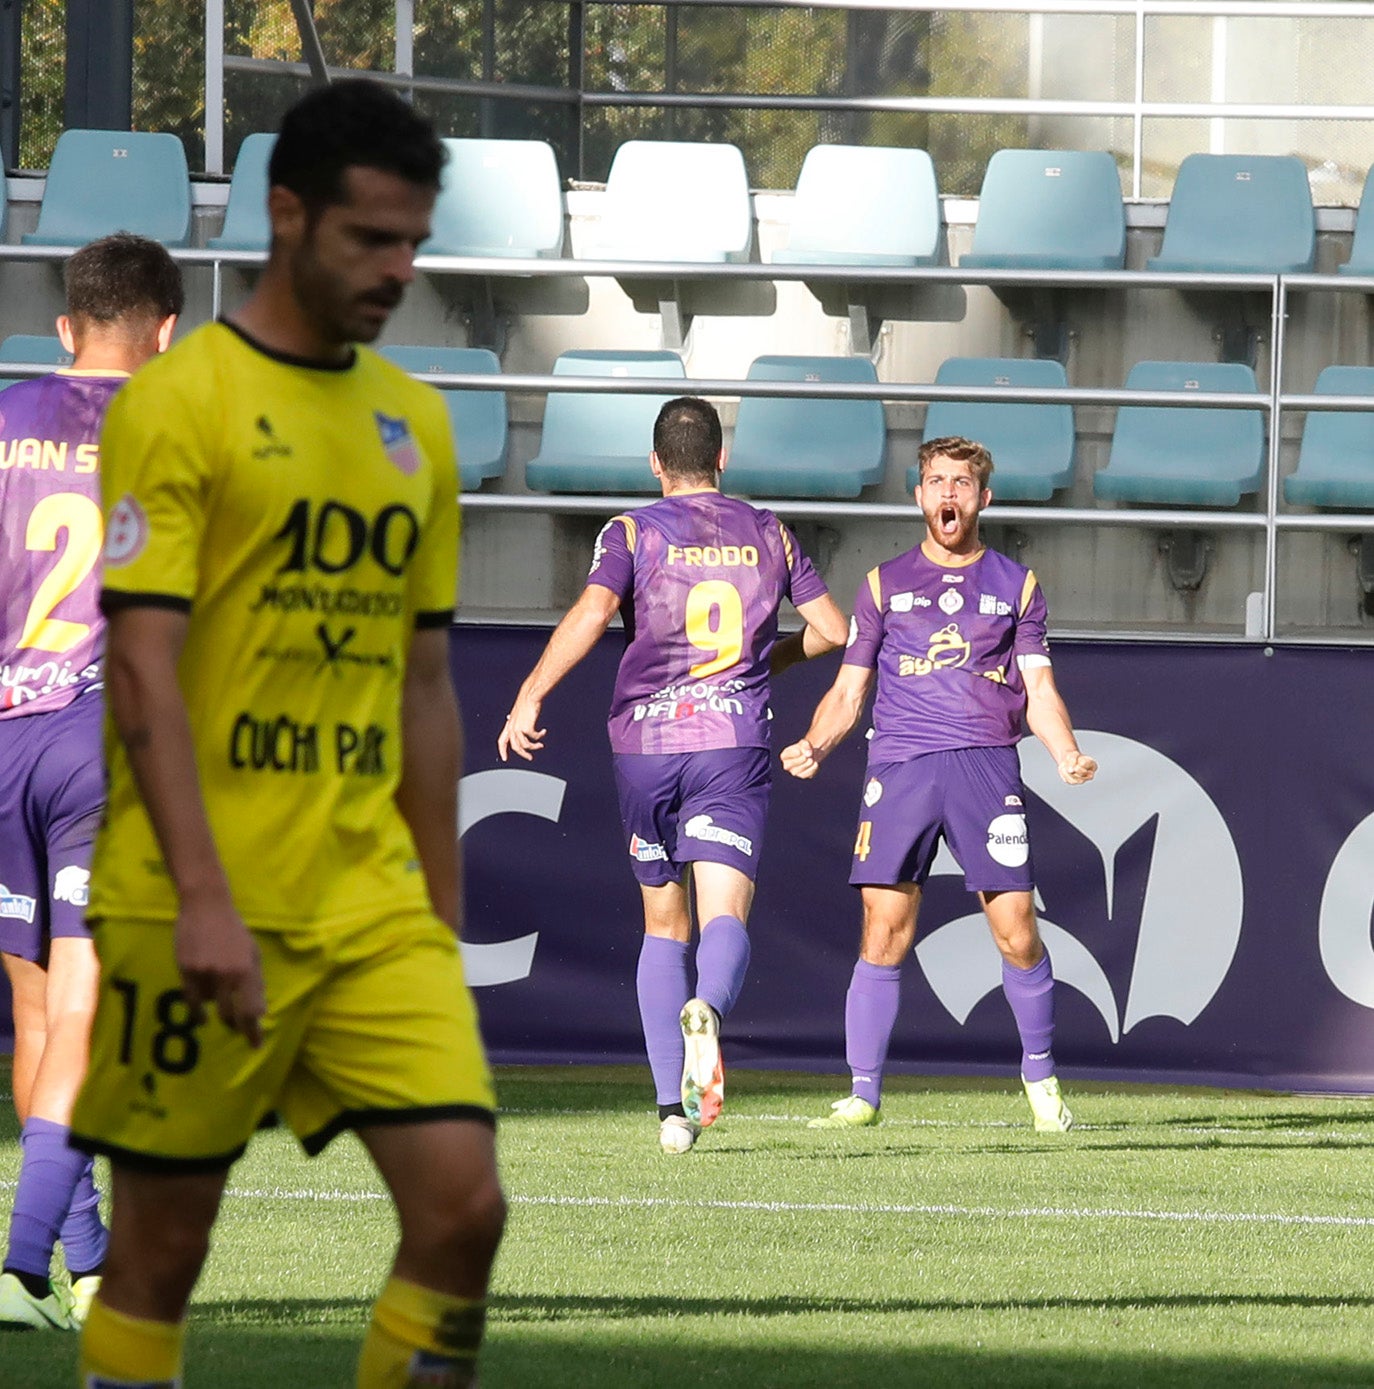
[413,1174,506,1271]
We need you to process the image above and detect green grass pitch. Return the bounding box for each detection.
[4,1063,1374,1387]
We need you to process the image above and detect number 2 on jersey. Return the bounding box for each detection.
[685,579,744,678]
[19,492,103,653]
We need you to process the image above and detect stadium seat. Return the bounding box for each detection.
[1284,366,1374,508]
[207,132,274,252]
[524,350,686,493]
[960,149,1126,271]
[0,334,72,392]
[591,140,752,264]
[24,129,192,247]
[905,358,1075,502]
[379,345,508,489]
[1094,361,1265,506]
[1339,166,1374,276]
[424,138,565,259]
[726,356,886,500]
[772,145,942,269]
[1146,154,1315,274]
[584,141,767,347]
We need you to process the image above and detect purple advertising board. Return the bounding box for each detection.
[3,629,1373,1096]
[454,628,1374,1094]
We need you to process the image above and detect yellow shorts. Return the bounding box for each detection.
[71,910,495,1170]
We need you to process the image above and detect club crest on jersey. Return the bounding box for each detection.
[864,778,883,807]
[938,589,964,614]
[375,412,421,475]
[104,494,149,567]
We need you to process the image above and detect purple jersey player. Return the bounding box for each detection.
[500,397,847,1153]
[0,235,181,1332]
[782,436,1097,1134]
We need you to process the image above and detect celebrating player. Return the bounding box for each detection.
[499,397,847,1153]
[0,234,181,1332]
[781,436,1096,1133]
[68,81,504,1388]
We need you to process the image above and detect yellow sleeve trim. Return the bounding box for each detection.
[616,515,637,552]
[1019,570,1039,617]
[779,519,795,567]
[866,566,882,611]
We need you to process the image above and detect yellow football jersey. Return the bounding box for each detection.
[91,321,460,931]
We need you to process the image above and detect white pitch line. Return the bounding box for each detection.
[201,1184,1374,1231]
[2,1177,1368,1229]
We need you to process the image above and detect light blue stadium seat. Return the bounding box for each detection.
[771,145,941,268]
[0,334,73,392]
[960,150,1125,271]
[1146,154,1315,274]
[1284,366,1374,508]
[525,350,686,493]
[726,356,885,500]
[207,133,274,252]
[904,358,1075,502]
[1339,167,1374,276]
[590,141,752,263]
[379,345,508,489]
[24,129,192,247]
[1095,362,1265,506]
[424,138,564,259]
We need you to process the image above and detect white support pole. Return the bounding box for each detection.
[205,0,225,174]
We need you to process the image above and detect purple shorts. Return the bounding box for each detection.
[849,745,1035,893]
[0,691,103,961]
[613,746,771,888]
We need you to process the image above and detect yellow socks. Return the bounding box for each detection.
[357,1276,487,1388]
[78,1296,184,1387]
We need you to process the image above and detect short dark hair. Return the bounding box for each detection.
[653,397,723,485]
[64,233,184,325]
[917,435,995,489]
[269,78,446,211]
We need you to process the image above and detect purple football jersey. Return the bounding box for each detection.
[588,491,829,754]
[0,372,125,717]
[843,543,1051,760]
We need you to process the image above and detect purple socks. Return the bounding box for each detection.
[1003,952,1056,1082]
[637,935,691,1106]
[4,1116,100,1283]
[694,915,751,1020]
[845,961,902,1109]
[59,1159,108,1275]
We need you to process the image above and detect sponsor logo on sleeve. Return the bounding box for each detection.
[845,616,858,648]
[629,834,669,863]
[53,865,90,907]
[683,815,754,857]
[0,885,37,923]
[104,495,149,566]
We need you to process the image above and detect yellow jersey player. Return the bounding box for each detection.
[69,80,504,1389]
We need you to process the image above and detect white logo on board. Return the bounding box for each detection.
[915,732,1243,1042]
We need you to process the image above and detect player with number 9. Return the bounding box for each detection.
[499,396,848,1153]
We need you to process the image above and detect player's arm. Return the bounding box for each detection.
[103,604,265,1044]
[770,592,850,676]
[497,582,622,763]
[397,625,464,934]
[1022,661,1096,785]
[779,662,875,780]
